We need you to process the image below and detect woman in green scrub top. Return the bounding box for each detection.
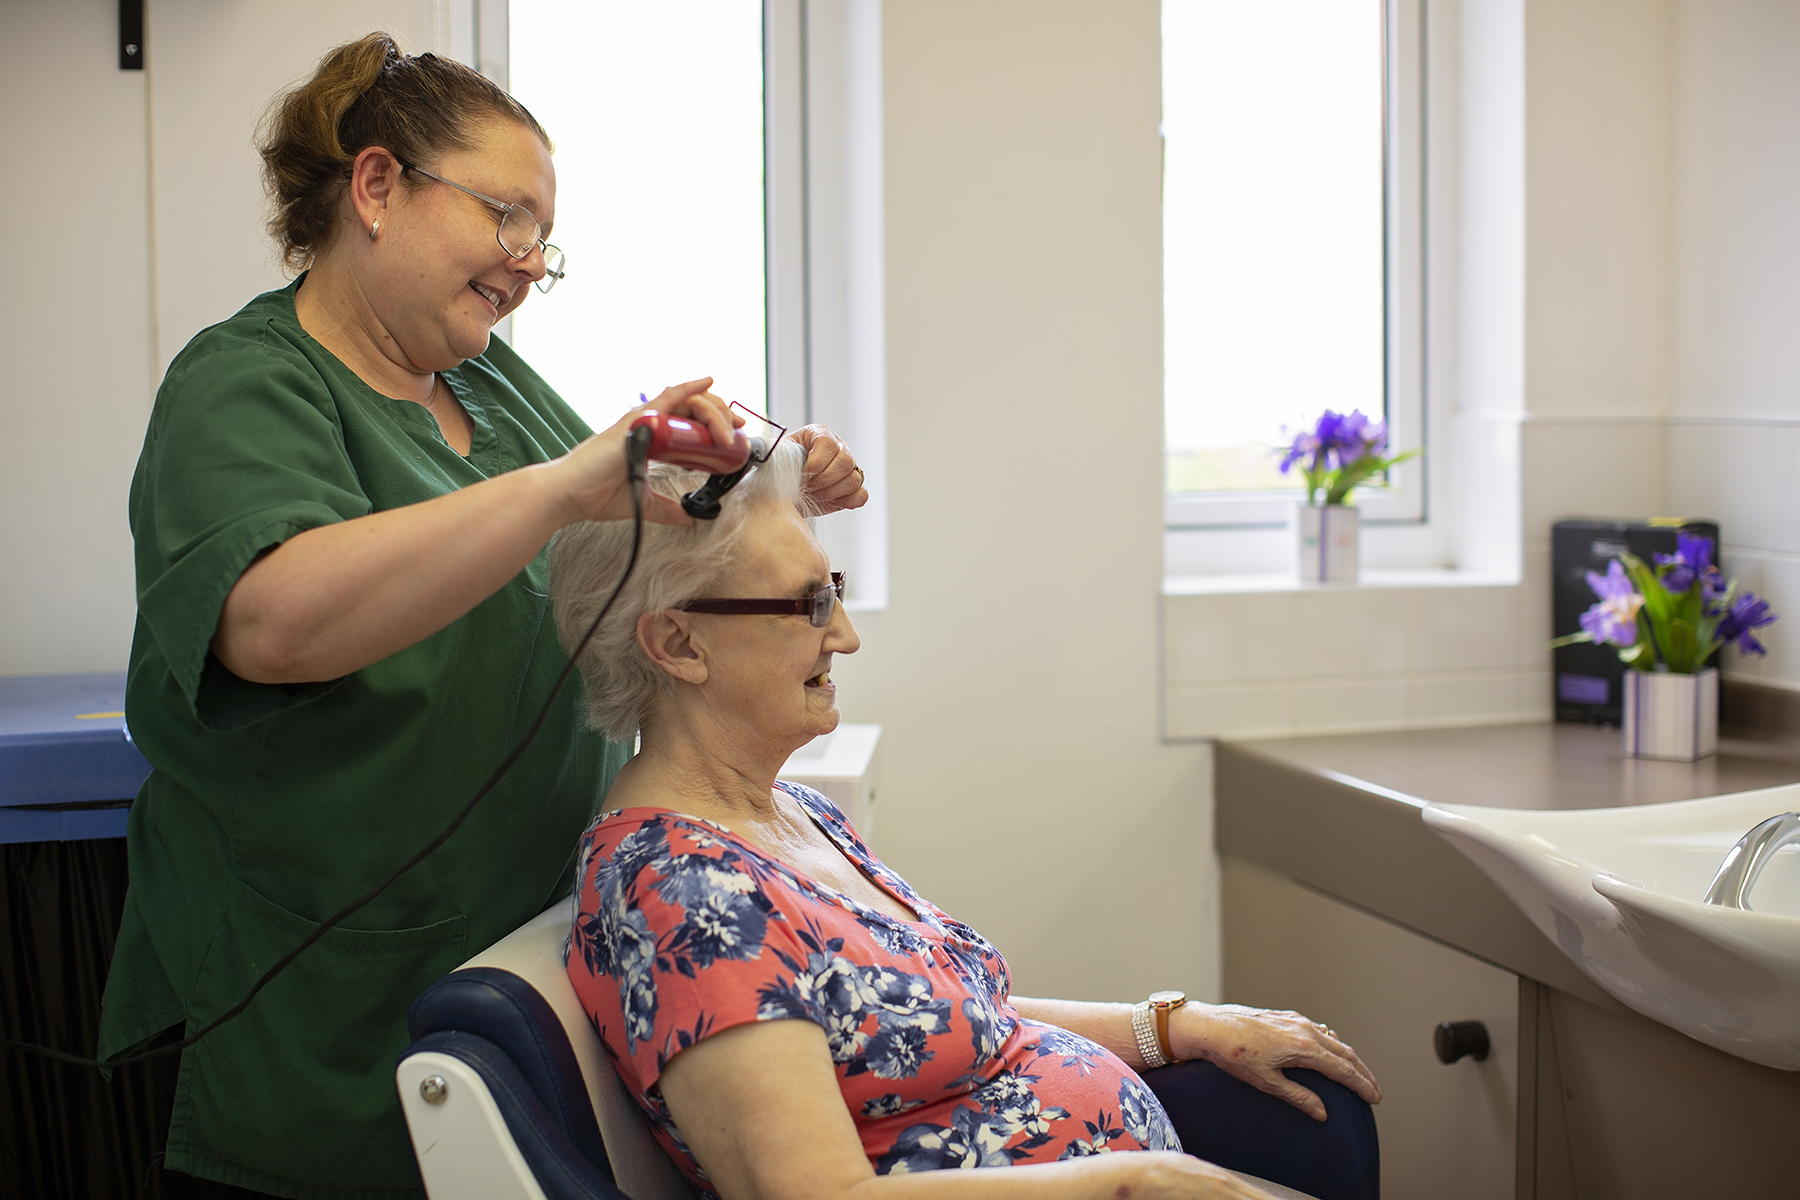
[98,33,866,1200]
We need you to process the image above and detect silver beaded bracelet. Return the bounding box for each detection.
[1131,1000,1170,1069]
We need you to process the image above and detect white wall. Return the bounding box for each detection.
[0,0,436,678]
[145,1,437,377]
[0,0,153,675]
[1667,0,1800,690]
[833,0,1220,1004]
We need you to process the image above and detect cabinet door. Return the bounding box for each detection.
[1223,856,1518,1200]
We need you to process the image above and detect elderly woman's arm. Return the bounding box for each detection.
[1008,997,1381,1123]
[656,1019,1276,1200]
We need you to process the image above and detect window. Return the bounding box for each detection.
[1163,0,1423,533]
[508,1,768,427]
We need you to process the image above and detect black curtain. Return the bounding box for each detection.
[1,839,182,1199]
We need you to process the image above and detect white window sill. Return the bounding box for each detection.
[1163,567,1519,597]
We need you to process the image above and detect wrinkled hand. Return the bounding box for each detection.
[1173,1004,1382,1122]
[792,424,868,514]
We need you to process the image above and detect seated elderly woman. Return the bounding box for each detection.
[549,444,1381,1200]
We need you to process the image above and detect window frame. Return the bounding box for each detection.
[1163,0,1426,533]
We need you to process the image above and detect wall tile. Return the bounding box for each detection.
[1292,591,1411,678]
[1666,422,1800,556]
[1520,421,1666,539]
[1409,587,1522,671]
[1165,593,1295,684]
[1518,541,1554,670]
[1292,678,1408,733]
[1407,672,1522,726]
[1166,683,1292,740]
[1751,554,1800,690]
[1518,668,1554,720]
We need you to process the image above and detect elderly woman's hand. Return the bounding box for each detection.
[793,425,869,513]
[1171,1004,1382,1122]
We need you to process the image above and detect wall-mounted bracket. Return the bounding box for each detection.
[120,0,143,70]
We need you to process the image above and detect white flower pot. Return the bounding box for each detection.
[1295,504,1359,583]
[1622,667,1718,761]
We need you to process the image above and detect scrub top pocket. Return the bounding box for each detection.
[168,877,468,1197]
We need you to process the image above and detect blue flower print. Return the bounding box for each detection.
[612,909,660,1053]
[867,1021,932,1080]
[575,838,664,1054]
[968,1069,1067,1152]
[1027,1023,1106,1077]
[1056,1109,1126,1159]
[858,913,935,962]
[875,1105,1019,1173]
[962,991,1015,1069]
[655,852,773,973]
[759,944,868,1060]
[863,1093,926,1120]
[1118,1074,1181,1152]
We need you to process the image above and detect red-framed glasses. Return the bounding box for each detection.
[680,573,847,628]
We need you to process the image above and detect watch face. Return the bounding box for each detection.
[1149,990,1187,1007]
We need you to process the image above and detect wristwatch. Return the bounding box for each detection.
[1131,990,1187,1069]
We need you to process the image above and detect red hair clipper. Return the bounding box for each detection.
[627,399,786,520]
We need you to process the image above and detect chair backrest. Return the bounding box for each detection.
[455,899,697,1200]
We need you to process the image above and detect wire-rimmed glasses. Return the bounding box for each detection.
[400,161,566,293]
[680,573,848,628]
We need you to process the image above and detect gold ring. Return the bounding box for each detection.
[853,465,866,484]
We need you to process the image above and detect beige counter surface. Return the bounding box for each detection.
[1214,720,1800,1006]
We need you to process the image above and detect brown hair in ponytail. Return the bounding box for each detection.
[257,32,551,272]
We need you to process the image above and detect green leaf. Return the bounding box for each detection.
[1665,618,1699,674]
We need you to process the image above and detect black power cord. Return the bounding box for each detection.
[4,426,656,1071]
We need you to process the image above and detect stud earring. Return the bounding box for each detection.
[369,220,380,240]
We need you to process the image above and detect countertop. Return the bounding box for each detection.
[1214,720,1800,1006]
[1235,720,1800,812]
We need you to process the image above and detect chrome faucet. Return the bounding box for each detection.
[1703,812,1800,911]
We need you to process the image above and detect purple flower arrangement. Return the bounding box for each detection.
[1275,409,1419,506]
[1554,532,1778,673]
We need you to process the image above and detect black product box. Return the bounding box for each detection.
[1551,518,1720,725]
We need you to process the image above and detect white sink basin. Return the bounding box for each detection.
[1422,786,1800,1070]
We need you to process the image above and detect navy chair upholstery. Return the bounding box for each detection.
[408,967,621,1195]
[405,1027,627,1200]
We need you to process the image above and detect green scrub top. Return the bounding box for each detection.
[99,278,632,1199]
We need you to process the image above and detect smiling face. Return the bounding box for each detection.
[679,500,861,753]
[368,118,556,370]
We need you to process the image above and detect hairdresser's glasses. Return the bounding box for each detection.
[680,573,847,628]
[400,161,566,293]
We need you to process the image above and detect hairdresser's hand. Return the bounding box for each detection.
[553,379,742,525]
[794,424,869,513]
[1172,1004,1382,1122]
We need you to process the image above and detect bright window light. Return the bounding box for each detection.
[508,1,765,430]
[1163,0,1386,494]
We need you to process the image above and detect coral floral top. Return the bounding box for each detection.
[567,783,1179,1197]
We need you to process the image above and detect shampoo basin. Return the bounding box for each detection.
[1422,785,1800,1070]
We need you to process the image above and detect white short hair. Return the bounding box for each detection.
[548,440,812,740]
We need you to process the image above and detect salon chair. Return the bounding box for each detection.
[397,901,1373,1200]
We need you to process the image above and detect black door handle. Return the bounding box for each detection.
[1434,1020,1490,1064]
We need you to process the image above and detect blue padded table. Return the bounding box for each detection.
[1,674,171,1198]
[0,673,151,844]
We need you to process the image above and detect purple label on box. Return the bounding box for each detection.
[1558,673,1610,705]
